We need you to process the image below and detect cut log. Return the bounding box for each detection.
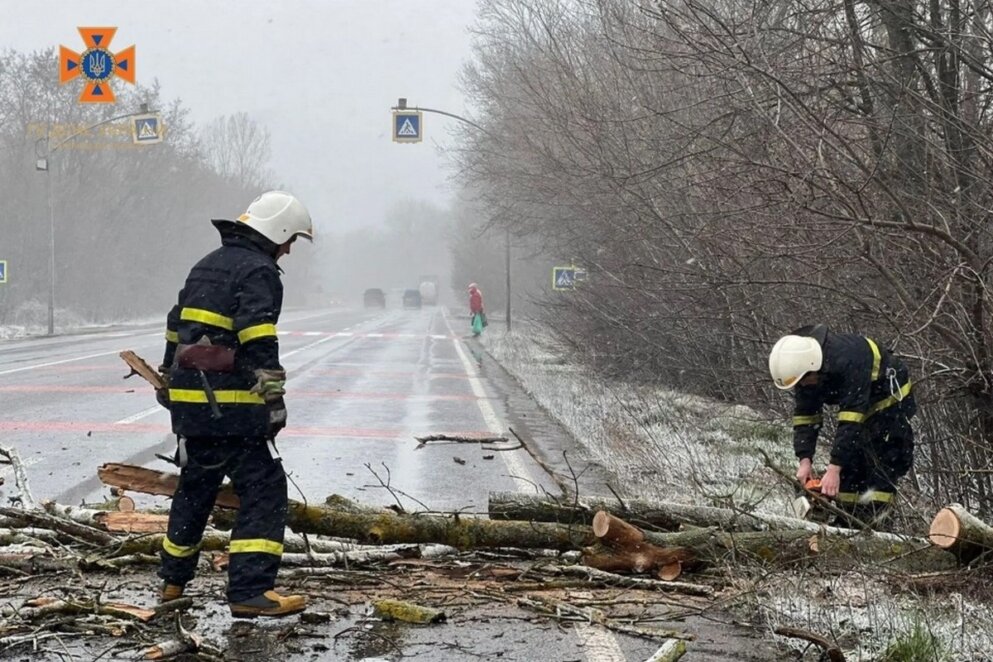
[592,511,645,546]
[929,504,993,562]
[98,463,240,508]
[0,506,115,546]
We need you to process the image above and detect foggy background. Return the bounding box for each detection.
[0,0,524,328]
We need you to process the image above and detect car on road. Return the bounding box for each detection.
[402,289,422,309]
[363,288,386,308]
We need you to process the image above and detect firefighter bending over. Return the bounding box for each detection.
[768,324,916,527]
[157,191,313,617]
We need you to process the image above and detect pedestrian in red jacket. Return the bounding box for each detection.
[468,283,486,335]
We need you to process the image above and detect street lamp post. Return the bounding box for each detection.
[392,98,511,331]
[36,103,153,335]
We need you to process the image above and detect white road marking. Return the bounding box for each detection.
[115,406,164,425]
[303,332,322,336]
[575,625,627,662]
[281,333,342,359]
[443,311,626,662]
[0,349,126,376]
[443,315,534,493]
[335,332,354,337]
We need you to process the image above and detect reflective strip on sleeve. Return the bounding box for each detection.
[229,539,284,556]
[836,490,894,505]
[237,323,278,344]
[838,411,866,424]
[165,330,179,343]
[868,381,913,416]
[793,414,823,427]
[180,307,234,331]
[162,536,199,558]
[866,338,881,381]
[168,389,265,405]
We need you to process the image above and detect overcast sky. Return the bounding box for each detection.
[1,0,480,233]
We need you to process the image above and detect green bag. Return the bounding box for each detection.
[471,313,484,335]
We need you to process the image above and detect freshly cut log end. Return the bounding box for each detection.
[592,511,645,547]
[928,507,961,549]
[658,562,682,581]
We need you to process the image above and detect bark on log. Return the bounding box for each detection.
[928,503,993,562]
[646,640,687,662]
[218,503,595,551]
[489,491,912,540]
[0,506,115,546]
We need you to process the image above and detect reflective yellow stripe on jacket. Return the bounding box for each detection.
[180,307,234,331]
[237,323,277,344]
[866,338,881,381]
[229,539,284,556]
[168,389,265,405]
[165,330,179,343]
[162,536,199,558]
[869,381,913,416]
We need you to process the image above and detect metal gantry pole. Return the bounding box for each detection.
[505,228,511,332]
[47,157,55,336]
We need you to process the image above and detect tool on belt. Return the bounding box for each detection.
[176,338,237,420]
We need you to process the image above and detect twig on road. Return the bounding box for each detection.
[0,446,36,510]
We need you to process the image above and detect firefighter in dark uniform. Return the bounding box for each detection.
[768,324,916,526]
[156,191,312,618]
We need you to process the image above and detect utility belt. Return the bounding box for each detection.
[176,343,236,373]
[174,342,238,419]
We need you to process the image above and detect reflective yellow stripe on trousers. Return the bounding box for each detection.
[229,539,284,556]
[168,389,265,405]
[162,536,199,558]
[793,414,823,427]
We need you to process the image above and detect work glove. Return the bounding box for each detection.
[251,369,287,403]
[155,388,171,410]
[156,364,171,389]
[268,396,287,437]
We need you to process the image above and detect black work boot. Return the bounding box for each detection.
[229,590,307,619]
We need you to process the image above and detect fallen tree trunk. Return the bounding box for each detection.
[587,512,696,579]
[98,463,240,508]
[489,491,911,539]
[929,503,993,562]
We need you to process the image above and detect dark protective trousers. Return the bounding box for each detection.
[158,436,287,603]
[835,398,916,526]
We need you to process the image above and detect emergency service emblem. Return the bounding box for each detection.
[59,27,135,103]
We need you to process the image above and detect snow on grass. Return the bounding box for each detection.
[482,324,794,513]
[481,322,993,661]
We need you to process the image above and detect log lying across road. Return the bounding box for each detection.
[99,463,958,572]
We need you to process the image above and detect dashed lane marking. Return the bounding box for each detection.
[115,406,164,425]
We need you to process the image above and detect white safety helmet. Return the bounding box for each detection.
[237,191,314,245]
[769,335,823,390]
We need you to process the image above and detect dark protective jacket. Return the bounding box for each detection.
[162,220,283,438]
[792,328,914,468]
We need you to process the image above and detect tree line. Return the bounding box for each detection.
[455,0,993,515]
[0,48,310,330]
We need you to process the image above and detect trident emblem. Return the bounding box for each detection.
[59,28,135,104]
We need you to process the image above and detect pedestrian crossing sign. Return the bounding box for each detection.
[393,111,422,143]
[0,260,6,284]
[553,266,575,291]
[131,113,162,144]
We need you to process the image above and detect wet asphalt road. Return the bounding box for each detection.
[0,308,781,661]
[0,306,554,508]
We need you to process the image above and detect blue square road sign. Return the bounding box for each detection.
[393,111,422,143]
[0,260,7,284]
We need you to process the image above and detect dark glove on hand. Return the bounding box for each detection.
[155,388,171,410]
[268,397,287,437]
